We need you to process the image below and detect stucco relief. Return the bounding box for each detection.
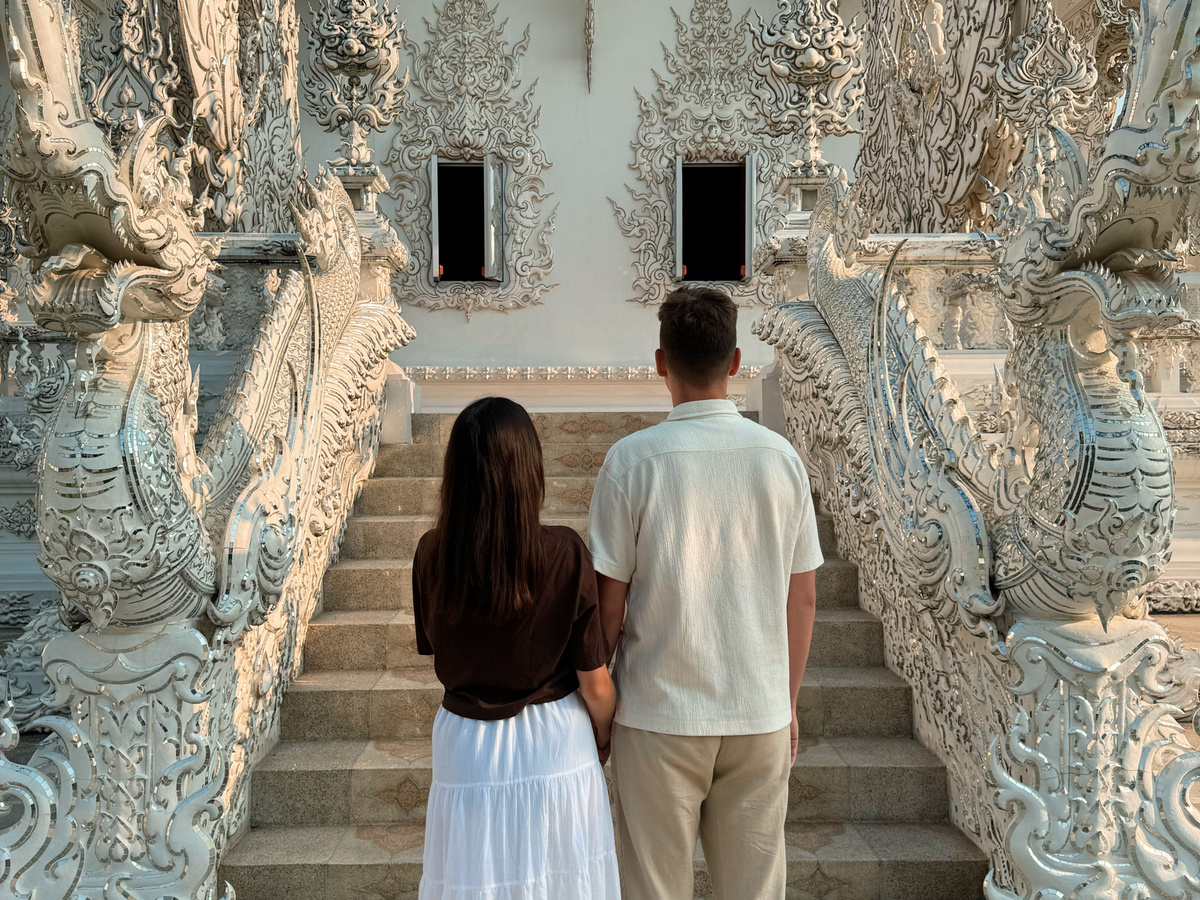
[381,0,556,317]
[611,0,811,306]
[854,0,1013,231]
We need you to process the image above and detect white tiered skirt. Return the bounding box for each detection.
[420,692,621,900]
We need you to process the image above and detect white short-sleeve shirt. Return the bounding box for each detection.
[588,398,824,736]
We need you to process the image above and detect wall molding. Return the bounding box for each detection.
[404,364,763,382]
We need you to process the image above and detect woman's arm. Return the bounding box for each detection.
[577,665,616,763]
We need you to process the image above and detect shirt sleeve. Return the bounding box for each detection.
[791,466,826,574]
[567,537,608,671]
[411,537,434,656]
[588,465,637,583]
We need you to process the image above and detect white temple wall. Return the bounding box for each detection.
[297,0,862,398]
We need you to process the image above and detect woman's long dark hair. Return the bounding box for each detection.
[431,397,545,620]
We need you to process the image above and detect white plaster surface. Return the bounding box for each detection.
[297,0,864,372]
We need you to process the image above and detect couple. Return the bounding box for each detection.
[412,287,825,899]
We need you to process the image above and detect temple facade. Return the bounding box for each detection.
[2,0,1200,897]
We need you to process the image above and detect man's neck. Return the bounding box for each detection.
[668,380,730,407]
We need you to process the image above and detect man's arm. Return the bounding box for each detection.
[596,573,629,662]
[787,570,818,763]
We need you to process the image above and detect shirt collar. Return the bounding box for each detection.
[666,399,741,421]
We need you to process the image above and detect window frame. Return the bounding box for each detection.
[428,152,506,285]
[672,153,757,284]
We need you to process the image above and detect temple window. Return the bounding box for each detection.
[429,154,505,283]
[674,155,756,282]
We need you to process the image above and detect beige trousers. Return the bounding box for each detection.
[609,722,791,900]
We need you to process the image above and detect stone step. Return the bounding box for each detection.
[249,736,949,828]
[303,611,422,672]
[219,822,987,900]
[354,476,604,516]
[341,513,839,562]
[409,411,673,447]
[301,607,882,672]
[322,555,860,613]
[279,666,914,743]
[341,515,591,560]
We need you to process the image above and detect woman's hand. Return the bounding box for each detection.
[578,665,616,763]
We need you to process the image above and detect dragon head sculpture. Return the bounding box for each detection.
[991,0,1200,343]
[3,0,220,339]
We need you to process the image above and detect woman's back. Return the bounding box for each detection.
[412,524,606,719]
[413,396,619,900]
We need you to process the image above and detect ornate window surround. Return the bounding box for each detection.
[381,0,556,319]
[611,0,862,307]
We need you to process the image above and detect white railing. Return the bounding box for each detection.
[756,0,1200,882]
[0,0,414,894]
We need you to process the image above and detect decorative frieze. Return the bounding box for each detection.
[404,364,763,382]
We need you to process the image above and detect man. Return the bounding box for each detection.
[588,286,823,899]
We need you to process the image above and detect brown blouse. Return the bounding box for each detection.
[412,525,608,721]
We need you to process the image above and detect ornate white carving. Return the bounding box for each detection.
[1162,635,1200,718]
[854,0,1013,231]
[585,0,595,91]
[381,0,556,317]
[610,0,806,306]
[759,0,1200,878]
[301,0,406,164]
[0,326,71,472]
[0,500,35,538]
[177,0,248,227]
[1145,578,1200,614]
[0,0,414,894]
[994,0,1095,135]
[237,0,304,232]
[0,597,67,730]
[750,0,863,175]
[404,364,763,382]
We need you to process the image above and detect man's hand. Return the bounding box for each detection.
[790,710,800,765]
[597,738,612,766]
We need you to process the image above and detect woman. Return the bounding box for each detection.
[412,396,620,899]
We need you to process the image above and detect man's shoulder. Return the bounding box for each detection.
[603,414,804,478]
[602,422,670,473]
[738,418,804,460]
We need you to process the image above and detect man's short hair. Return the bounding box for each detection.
[658,287,738,384]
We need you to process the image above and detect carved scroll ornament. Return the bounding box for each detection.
[381,0,556,317]
[0,0,414,893]
[302,0,407,165]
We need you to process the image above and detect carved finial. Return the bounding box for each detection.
[996,0,1097,134]
[302,0,409,166]
[750,0,864,173]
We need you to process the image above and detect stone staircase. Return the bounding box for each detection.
[220,412,989,899]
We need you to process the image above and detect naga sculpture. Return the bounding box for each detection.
[0,0,413,893]
[757,0,1200,891]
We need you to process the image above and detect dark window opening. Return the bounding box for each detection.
[680,163,746,282]
[437,162,485,281]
